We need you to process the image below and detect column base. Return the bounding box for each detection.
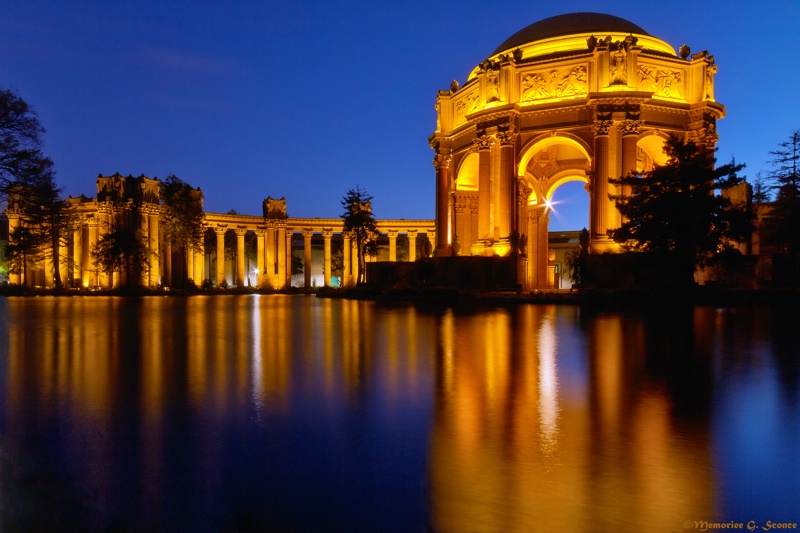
[470,238,512,257]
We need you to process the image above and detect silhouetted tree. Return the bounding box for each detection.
[761,129,800,276]
[609,136,753,284]
[564,227,590,286]
[340,186,378,285]
[91,227,150,288]
[160,174,205,287]
[751,171,771,204]
[1,89,72,288]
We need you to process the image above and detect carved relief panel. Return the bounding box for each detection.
[638,65,684,100]
[520,65,588,102]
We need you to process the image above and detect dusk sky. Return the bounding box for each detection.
[3,0,799,230]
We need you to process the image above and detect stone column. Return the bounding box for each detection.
[302,228,313,288]
[343,235,352,287]
[276,227,286,289]
[265,226,275,288]
[388,230,398,262]
[193,240,205,286]
[497,130,517,242]
[433,141,452,255]
[58,239,68,287]
[86,220,98,288]
[285,229,294,288]
[407,230,418,262]
[591,119,612,250]
[476,134,494,241]
[148,212,160,287]
[619,118,641,215]
[72,226,83,287]
[99,210,111,288]
[322,229,332,287]
[214,226,226,287]
[428,231,436,252]
[164,242,172,288]
[527,206,551,289]
[235,228,246,287]
[256,229,265,288]
[6,214,20,285]
[186,248,194,284]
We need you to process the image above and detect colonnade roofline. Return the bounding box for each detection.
[203,213,434,234]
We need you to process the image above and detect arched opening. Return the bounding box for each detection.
[546,180,589,232]
[518,136,591,290]
[456,153,479,191]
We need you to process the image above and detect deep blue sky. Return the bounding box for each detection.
[3,1,799,230]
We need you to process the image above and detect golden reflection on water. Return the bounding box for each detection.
[3,297,718,530]
[429,306,713,533]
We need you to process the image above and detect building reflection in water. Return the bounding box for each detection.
[0,297,740,530]
[429,305,713,532]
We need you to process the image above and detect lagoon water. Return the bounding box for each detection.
[0,295,798,532]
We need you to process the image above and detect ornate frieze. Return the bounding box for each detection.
[638,66,682,99]
[521,65,588,101]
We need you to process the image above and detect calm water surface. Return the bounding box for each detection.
[0,295,798,532]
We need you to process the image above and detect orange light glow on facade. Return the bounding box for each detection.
[431,13,724,288]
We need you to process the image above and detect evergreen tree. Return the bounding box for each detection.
[91,226,150,288]
[609,136,754,284]
[1,89,71,287]
[340,186,378,285]
[160,174,205,286]
[762,130,800,272]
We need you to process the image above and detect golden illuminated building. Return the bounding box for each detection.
[430,12,723,288]
[5,172,434,289]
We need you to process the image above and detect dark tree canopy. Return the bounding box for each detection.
[91,227,150,288]
[761,129,800,266]
[160,174,205,253]
[1,88,71,287]
[340,186,378,285]
[609,136,754,281]
[0,88,48,195]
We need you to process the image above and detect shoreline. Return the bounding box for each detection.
[2,284,798,309]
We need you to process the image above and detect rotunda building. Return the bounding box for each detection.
[429,12,723,289]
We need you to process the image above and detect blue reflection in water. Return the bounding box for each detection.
[0,297,797,532]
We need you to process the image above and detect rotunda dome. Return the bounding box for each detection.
[493,13,650,55]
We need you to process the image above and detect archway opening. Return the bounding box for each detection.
[546,180,589,232]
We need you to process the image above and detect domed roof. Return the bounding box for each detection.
[493,13,650,55]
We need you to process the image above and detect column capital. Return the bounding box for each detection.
[213,224,228,235]
[497,131,518,146]
[591,120,613,136]
[618,119,642,136]
[432,151,452,170]
[473,133,495,151]
[387,229,399,239]
[322,228,333,238]
[302,228,315,238]
[234,227,248,236]
[406,229,418,238]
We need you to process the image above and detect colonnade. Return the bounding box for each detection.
[6,204,434,290]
